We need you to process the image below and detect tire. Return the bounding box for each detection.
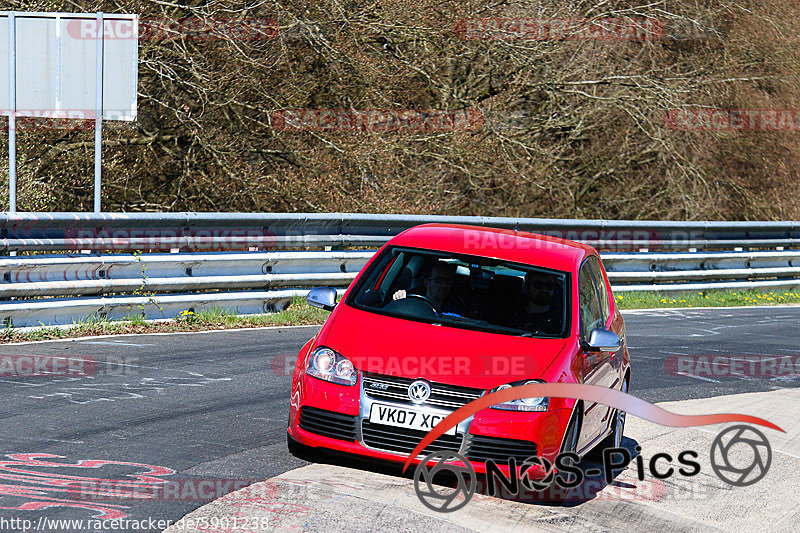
[598,378,628,452]
[557,402,582,487]
[560,402,582,455]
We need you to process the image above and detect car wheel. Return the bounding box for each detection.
[598,378,628,452]
[557,402,582,486]
[613,379,628,448]
[560,402,582,454]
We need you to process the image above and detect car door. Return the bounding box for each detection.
[587,256,624,432]
[576,257,618,450]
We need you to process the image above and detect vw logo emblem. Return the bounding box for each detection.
[408,380,431,404]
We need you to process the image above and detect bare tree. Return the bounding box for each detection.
[0,0,797,220]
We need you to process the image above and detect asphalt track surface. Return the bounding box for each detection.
[0,306,797,532]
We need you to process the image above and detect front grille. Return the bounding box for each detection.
[361,421,463,456]
[465,434,538,464]
[362,372,482,410]
[298,406,357,442]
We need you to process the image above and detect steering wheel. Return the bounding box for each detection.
[452,293,473,317]
[405,294,441,317]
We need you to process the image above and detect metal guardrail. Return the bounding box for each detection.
[0,250,370,326]
[0,251,372,293]
[602,251,800,292]
[0,248,798,327]
[0,213,798,327]
[0,212,799,251]
[0,289,348,329]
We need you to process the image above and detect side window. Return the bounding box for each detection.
[578,263,603,341]
[588,256,610,321]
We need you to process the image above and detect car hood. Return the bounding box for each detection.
[319,304,567,390]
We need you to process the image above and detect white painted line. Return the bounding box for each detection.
[80,340,155,346]
[674,371,720,383]
[0,323,321,346]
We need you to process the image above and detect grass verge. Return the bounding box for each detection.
[615,289,800,309]
[1,289,799,343]
[0,297,330,344]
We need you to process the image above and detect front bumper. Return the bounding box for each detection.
[288,370,572,476]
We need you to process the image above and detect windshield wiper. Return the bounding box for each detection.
[519,330,547,337]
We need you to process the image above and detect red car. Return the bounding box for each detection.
[287,224,630,475]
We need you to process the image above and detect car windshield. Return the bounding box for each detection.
[347,246,569,337]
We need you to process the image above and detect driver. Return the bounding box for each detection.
[392,262,468,316]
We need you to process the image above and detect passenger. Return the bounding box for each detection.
[513,271,562,333]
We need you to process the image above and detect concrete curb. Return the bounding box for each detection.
[163,388,799,532]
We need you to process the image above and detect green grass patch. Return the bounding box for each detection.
[615,289,800,309]
[2,290,798,344]
[0,297,330,344]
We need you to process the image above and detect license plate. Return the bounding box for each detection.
[368,403,456,435]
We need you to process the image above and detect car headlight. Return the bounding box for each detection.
[487,379,549,412]
[306,347,358,386]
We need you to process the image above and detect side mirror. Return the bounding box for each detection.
[585,328,621,352]
[307,287,338,311]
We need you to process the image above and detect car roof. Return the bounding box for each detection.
[387,223,595,272]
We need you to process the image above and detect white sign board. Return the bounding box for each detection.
[0,11,139,213]
[0,12,137,120]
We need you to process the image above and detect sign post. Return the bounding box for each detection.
[7,11,14,213]
[94,11,104,213]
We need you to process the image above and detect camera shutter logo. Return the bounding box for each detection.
[519,456,556,491]
[710,425,772,487]
[408,380,431,404]
[413,451,476,512]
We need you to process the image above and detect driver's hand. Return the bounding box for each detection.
[392,290,407,300]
